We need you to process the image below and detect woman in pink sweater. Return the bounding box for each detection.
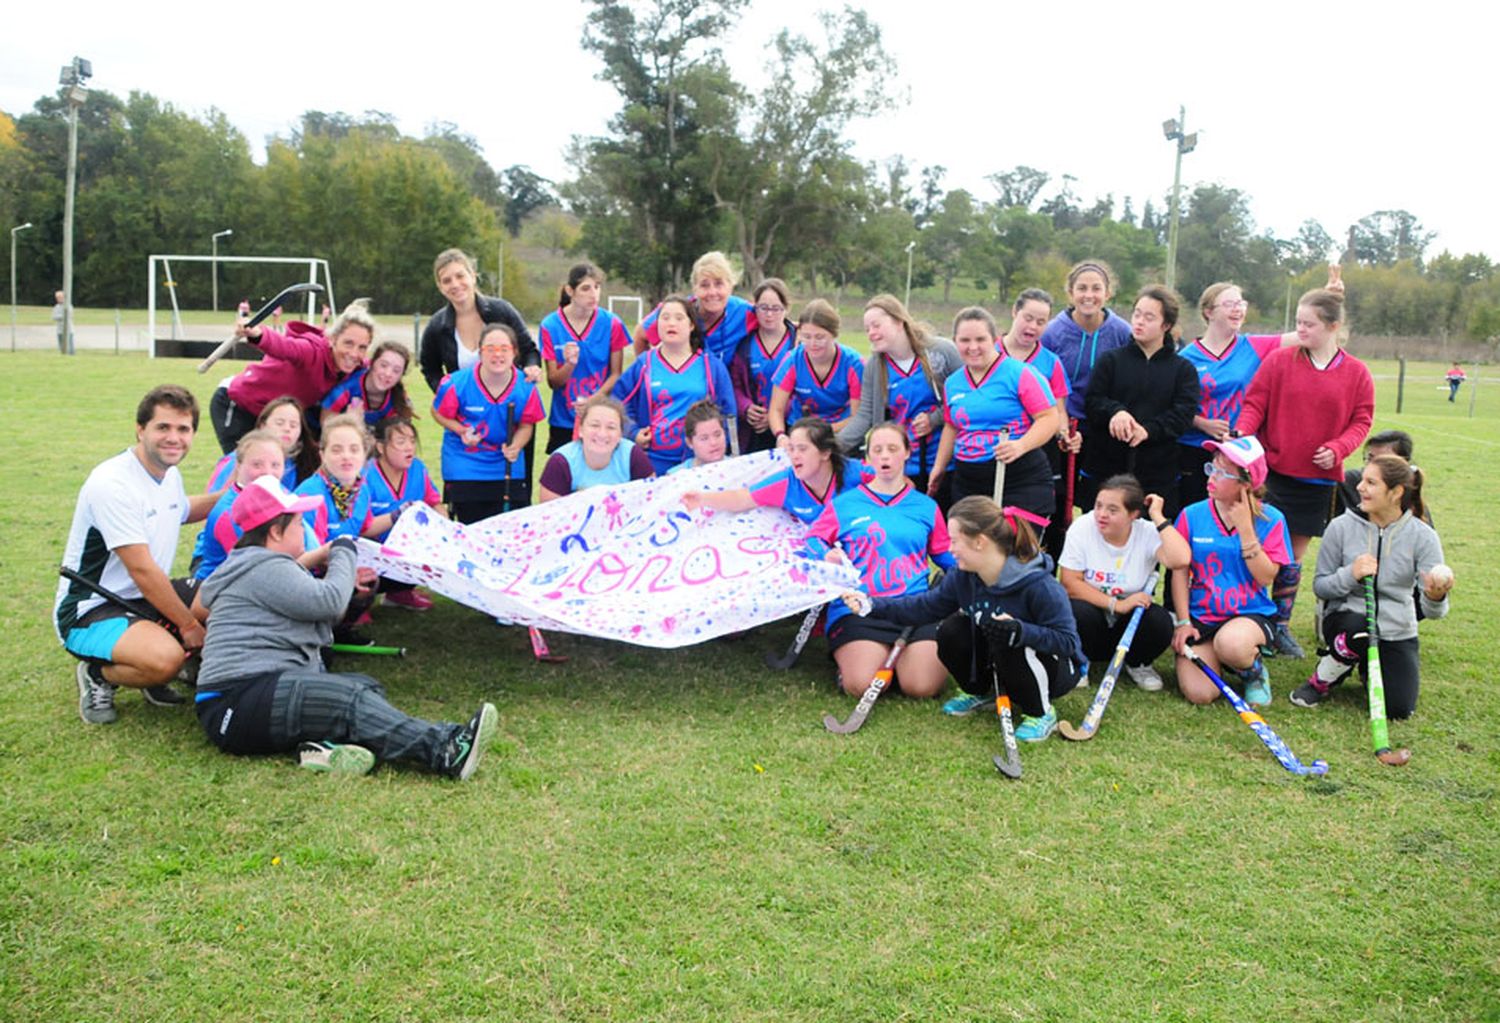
[1238,284,1374,662]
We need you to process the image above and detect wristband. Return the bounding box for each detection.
[1155,520,1170,531]
[1172,615,1191,628]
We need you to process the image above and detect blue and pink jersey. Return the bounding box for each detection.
[882,356,943,477]
[942,358,1054,462]
[1177,333,1280,450]
[806,483,956,627]
[433,367,545,482]
[538,307,631,431]
[1001,343,1070,410]
[612,348,737,474]
[363,458,442,542]
[206,452,298,493]
[295,472,376,544]
[195,483,316,579]
[749,459,867,525]
[1175,499,1290,623]
[734,327,797,410]
[641,295,757,365]
[773,344,863,426]
[320,367,402,426]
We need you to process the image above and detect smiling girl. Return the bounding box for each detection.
[320,340,415,428]
[539,262,630,453]
[365,417,446,611]
[730,278,798,453]
[633,251,757,364]
[767,300,863,442]
[537,396,655,502]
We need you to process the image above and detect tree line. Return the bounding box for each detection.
[3,0,1498,343]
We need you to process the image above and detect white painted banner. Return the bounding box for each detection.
[358,451,859,648]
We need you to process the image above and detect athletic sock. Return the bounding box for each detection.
[1313,655,1350,688]
[1272,562,1302,625]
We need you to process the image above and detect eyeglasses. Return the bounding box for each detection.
[1217,300,1247,311]
[1203,462,1245,482]
[756,304,785,314]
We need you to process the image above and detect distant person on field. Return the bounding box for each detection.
[55,385,224,725]
[1446,362,1466,401]
[51,289,72,353]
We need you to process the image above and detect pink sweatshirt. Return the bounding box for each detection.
[1238,346,1373,482]
[226,322,344,414]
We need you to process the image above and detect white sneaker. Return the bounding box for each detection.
[1124,663,1164,692]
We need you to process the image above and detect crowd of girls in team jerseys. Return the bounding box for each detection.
[177,247,1449,755]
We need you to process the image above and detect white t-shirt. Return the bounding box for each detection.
[54,448,189,637]
[1058,512,1161,596]
[455,329,480,372]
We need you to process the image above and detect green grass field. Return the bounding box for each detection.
[2,351,1496,1021]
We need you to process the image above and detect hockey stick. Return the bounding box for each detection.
[528,626,568,664]
[1184,647,1329,775]
[1059,568,1163,741]
[197,282,325,374]
[765,604,823,670]
[59,565,178,638]
[991,666,1022,779]
[329,643,407,657]
[1063,417,1078,526]
[1363,576,1411,766]
[823,626,913,734]
[992,430,1009,505]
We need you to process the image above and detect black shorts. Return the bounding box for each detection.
[1264,471,1338,538]
[62,577,201,663]
[1190,613,1274,646]
[827,615,939,652]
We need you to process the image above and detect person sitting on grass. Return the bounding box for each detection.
[56,385,223,724]
[364,417,447,611]
[667,399,731,474]
[195,475,496,779]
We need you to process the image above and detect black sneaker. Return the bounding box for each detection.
[1290,676,1331,709]
[141,684,186,707]
[443,703,498,781]
[77,662,118,725]
[332,627,376,647]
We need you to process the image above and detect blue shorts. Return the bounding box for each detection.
[62,577,199,663]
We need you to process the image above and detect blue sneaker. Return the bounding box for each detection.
[1014,708,1057,742]
[1243,662,1273,707]
[942,692,985,716]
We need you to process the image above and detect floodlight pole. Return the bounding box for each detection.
[211,229,233,311]
[11,222,33,351]
[1162,105,1197,292]
[60,57,91,356]
[903,240,916,309]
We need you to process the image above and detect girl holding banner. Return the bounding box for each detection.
[681,417,862,525]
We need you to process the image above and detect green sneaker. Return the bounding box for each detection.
[298,741,376,776]
[1242,661,1273,708]
[942,692,985,716]
[1014,708,1057,743]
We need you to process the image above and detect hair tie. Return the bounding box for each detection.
[1002,506,1050,532]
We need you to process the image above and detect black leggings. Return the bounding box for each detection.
[1322,610,1422,719]
[1070,600,1174,668]
[936,613,1076,718]
[209,386,261,456]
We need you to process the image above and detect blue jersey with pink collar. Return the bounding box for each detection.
[363,458,442,541]
[736,327,797,409]
[538,307,631,431]
[612,348,736,474]
[195,484,316,579]
[295,472,376,544]
[321,367,401,426]
[749,459,867,525]
[1175,498,1290,623]
[1177,333,1281,449]
[806,483,956,627]
[1002,344,1070,408]
[206,452,297,493]
[433,367,545,482]
[641,295,757,364]
[773,344,863,425]
[882,356,943,476]
[943,358,1054,462]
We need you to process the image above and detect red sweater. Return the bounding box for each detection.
[226,323,345,415]
[1238,346,1373,483]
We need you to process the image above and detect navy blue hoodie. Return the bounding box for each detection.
[869,555,1083,665]
[1040,308,1133,422]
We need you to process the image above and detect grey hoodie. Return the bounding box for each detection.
[1313,509,1448,642]
[197,539,358,689]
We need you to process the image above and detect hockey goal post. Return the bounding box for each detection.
[147,254,335,359]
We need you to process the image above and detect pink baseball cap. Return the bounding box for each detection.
[1205,435,1268,489]
[231,475,321,533]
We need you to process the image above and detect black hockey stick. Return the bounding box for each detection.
[765,604,823,670]
[197,282,325,373]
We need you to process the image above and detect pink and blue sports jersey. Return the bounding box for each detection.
[641,295,757,365]
[296,472,375,544]
[539,307,631,431]
[773,344,863,425]
[612,348,737,474]
[194,484,317,579]
[806,483,957,627]
[883,356,943,477]
[1177,333,1280,450]
[206,452,298,493]
[1175,498,1290,623]
[749,459,867,525]
[942,358,1054,462]
[736,327,797,409]
[1001,343,1070,411]
[433,367,546,482]
[321,367,401,426]
[363,458,442,542]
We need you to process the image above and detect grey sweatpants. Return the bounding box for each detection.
[268,670,459,770]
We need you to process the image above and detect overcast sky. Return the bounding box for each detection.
[2,1,1490,259]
